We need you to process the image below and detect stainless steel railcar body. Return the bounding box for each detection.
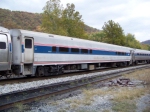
[10,29,133,76]
[10,29,34,76]
[0,26,12,73]
[134,49,150,63]
[1,26,150,77]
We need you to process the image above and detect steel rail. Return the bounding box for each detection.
[0,64,150,111]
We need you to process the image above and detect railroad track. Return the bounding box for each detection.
[0,64,146,85]
[0,67,110,85]
[0,64,150,111]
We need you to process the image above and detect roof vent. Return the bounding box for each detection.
[49,35,54,37]
[0,26,9,33]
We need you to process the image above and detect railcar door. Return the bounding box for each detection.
[0,34,9,70]
[24,37,34,63]
[130,50,135,64]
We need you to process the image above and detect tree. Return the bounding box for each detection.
[102,20,125,45]
[2,20,21,29]
[42,1,86,38]
[125,33,141,49]
[89,31,106,42]
[42,0,67,35]
[62,3,86,38]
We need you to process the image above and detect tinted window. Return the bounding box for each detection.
[59,47,69,52]
[71,48,79,53]
[81,49,88,54]
[25,39,32,48]
[52,46,57,52]
[0,42,6,49]
[90,50,92,54]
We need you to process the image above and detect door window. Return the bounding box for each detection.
[25,39,32,48]
[0,42,6,49]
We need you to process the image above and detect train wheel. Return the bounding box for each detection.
[0,75,3,78]
[37,66,44,77]
[6,74,11,78]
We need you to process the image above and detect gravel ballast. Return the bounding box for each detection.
[28,93,113,112]
[0,65,149,95]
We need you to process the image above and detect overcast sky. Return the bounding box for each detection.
[0,0,150,42]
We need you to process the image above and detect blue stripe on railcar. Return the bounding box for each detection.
[33,45,130,56]
[9,43,11,52]
[92,50,116,55]
[22,45,24,53]
[34,46,52,53]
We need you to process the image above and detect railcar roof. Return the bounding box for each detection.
[135,49,150,53]
[0,26,9,33]
[20,29,132,50]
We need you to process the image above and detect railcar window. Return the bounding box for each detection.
[0,42,6,49]
[59,47,69,52]
[71,48,79,53]
[25,39,32,48]
[52,46,57,52]
[90,50,92,54]
[81,49,88,54]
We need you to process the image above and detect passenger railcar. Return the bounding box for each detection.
[134,49,150,64]
[0,27,12,76]
[10,29,133,76]
[0,26,150,77]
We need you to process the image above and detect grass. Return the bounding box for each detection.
[102,110,110,112]
[112,88,146,102]
[81,68,150,111]
[111,68,150,112]
[57,109,67,112]
[143,106,150,112]
[52,68,150,112]
[110,87,146,112]
[65,88,110,107]
[124,68,150,83]
[65,97,91,106]
[112,100,136,112]
[14,102,28,111]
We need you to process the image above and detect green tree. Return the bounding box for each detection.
[89,31,106,42]
[141,44,150,50]
[42,0,67,35]
[125,33,141,49]
[42,1,86,38]
[62,3,86,38]
[102,20,125,45]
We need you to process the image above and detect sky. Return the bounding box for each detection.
[0,0,150,42]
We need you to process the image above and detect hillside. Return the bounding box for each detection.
[141,40,150,45]
[0,8,100,33]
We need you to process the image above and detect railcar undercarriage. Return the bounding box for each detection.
[0,60,150,79]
